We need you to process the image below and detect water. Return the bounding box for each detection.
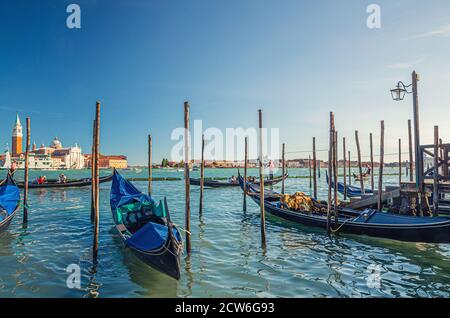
[0,168,449,298]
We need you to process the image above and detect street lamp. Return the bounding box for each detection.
[390,81,411,101]
[390,71,422,198]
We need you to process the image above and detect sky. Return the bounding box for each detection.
[0,0,449,165]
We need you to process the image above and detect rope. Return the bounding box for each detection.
[330,217,354,234]
[172,223,191,236]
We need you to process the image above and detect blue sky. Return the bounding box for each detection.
[0,0,449,165]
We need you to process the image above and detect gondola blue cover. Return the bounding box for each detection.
[125,221,181,251]
[110,170,154,210]
[0,174,20,222]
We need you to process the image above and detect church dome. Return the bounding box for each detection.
[51,137,62,149]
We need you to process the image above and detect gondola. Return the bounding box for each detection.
[353,172,369,181]
[239,174,450,243]
[190,173,288,188]
[326,171,373,198]
[110,170,183,280]
[0,173,20,233]
[17,174,113,189]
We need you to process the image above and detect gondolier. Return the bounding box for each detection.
[269,160,275,180]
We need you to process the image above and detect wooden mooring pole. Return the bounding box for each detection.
[312,138,317,199]
[199,134,205,215]
[377,120,385,211]
[333,130,338,227]
[243,137,248,211]
[348,150,351,186]
[355,130,365,194]
[399,138,402,185]
[408,119,413,182]
[184,102,191,254]
[309,155,312,189]
[23,117,31,223]
[327,112,334,236]
[91,119,96,223]
[92,101,100,263]
[433,126,439,217]
[282,143,286,195]
[370,133,374,191]
[148,134,152,196]
[343,137,347,200]
[258,109,266,246]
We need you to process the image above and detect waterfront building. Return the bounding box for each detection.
[0,150,56,170]
[31,137,84,169]
[84,154,128,169]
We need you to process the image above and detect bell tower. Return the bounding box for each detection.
[12,113,23,156]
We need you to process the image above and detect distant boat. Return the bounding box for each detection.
[16,174,113,189]
[110,170,183,280]
[353,172,370,181]
[190,173,288,188]
[326,171,373,197]
[0,173,20,233]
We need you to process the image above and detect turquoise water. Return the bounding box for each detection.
[0,168,449,298]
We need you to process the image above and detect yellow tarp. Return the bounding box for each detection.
[281,192,328,213]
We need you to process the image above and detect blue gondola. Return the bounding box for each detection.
[326,171,373,198]
[0,173,20,233]
[239,174,450,243]
[110,170,183,280]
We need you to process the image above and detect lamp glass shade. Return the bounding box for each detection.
[390,87,406,101]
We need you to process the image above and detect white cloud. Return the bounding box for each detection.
[388,58,425,70]
[413,24,450,39]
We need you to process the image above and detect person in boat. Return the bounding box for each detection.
[59,174,67,183]
[38,176,47,184]
[37,176,45,184]
[247,176,256,183]
[8,161,18,176]
[229,175,237,183]
[269,160,275,180]
[365,164,371,176]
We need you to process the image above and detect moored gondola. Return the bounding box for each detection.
[190,173,288,188]
[239,174,450,243]
[110,170,182,280]
[17,174,113,189]
[0,173,20,233]
[326,171,373,198]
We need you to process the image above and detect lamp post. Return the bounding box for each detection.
[390,71,422,192]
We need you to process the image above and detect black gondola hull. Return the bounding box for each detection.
[240,176,450,243]
[0,207,18,233]
[17,174,113,189]
[125,233,182,280]
[254,196,450,243]
[190,173,288,188]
